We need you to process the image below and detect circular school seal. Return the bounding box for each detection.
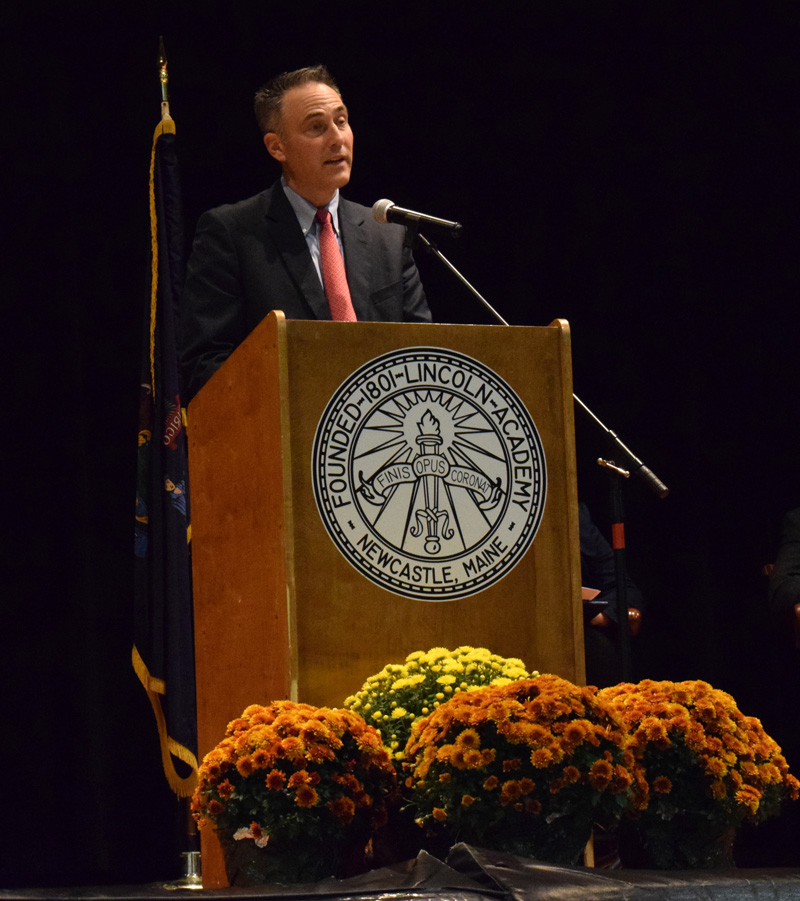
[312,347,547,600]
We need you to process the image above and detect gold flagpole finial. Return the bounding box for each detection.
[158,36,172,121]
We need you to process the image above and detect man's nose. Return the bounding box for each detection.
[328,123,347,144]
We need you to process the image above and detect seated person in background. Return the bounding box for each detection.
[769,507,800,628]
[579,501,645,687]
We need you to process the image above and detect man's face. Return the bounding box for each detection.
[264,81,353,207]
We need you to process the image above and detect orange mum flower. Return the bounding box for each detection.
[652,776,672,794]
[704,756,728,778]
[456,728,481,749]
[463,749,483,769]
[334,773,361,792]
[562,721,589,746]
[500,779,523,804]
[612,765,634,793]
[236,756,255,777]
[549,777,566,794]
[524,723,550,746]
[288,769,313,788]
[531,747,554,768]
[787,774,800,801]
[588,759,614,790]
[217,779,235,799]
[227,717,249,735]
[735,784,762,815]
[294,785,319,808]
[481,748,497,766]
[251,749,271,769]
[280,737,304,759]
[356,730,384,754]
[327,796,356,824]
[710,779,727,800]
[641,717,669,743]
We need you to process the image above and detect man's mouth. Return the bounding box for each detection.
[325,156,348,166]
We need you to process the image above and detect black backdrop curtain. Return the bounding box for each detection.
[4,1,800,886]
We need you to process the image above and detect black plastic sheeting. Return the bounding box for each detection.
[2,845,799,901]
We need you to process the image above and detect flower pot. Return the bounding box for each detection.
[618,817,737,869]
[217,828,368,886]
[477,813,593,867]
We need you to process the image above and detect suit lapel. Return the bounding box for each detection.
[339,199,373,320]
[263,182,330,320]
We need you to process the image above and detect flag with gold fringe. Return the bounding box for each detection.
[133,90,198,797]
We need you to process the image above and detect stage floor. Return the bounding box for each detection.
[2,845,800,901]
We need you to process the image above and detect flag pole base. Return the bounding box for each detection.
[162,852,202,891]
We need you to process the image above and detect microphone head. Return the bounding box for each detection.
[372,198,394,223]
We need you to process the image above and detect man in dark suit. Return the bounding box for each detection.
[180,65,431,401]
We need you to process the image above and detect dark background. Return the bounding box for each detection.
[4,0,799,887]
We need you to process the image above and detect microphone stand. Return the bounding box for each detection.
[414,232,670,680]
[597,458,632,681]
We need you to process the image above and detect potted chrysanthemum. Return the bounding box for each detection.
[190,700,397,885]
[597,679,800,868]
[344,646,532,767]
[403,674,634,866]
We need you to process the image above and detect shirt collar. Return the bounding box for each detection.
[282,178,341,235]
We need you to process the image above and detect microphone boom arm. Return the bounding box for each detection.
[413,234,669,499]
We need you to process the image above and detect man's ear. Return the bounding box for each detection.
[264,132,286,162]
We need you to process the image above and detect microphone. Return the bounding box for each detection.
[372,199,462,234]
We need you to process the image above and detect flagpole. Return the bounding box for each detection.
[159,36,172,122]
[147,36,202,890]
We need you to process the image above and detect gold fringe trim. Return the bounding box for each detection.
[182,407,191,548]
[132,643,198,797]
[148,118,177,401]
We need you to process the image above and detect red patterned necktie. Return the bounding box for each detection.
[315,207,357,321]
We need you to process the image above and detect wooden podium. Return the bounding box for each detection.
[187,312,584,886]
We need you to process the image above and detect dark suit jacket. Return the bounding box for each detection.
[179,180,431,401]
[579,502,644,622]
[770,507,800,615]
